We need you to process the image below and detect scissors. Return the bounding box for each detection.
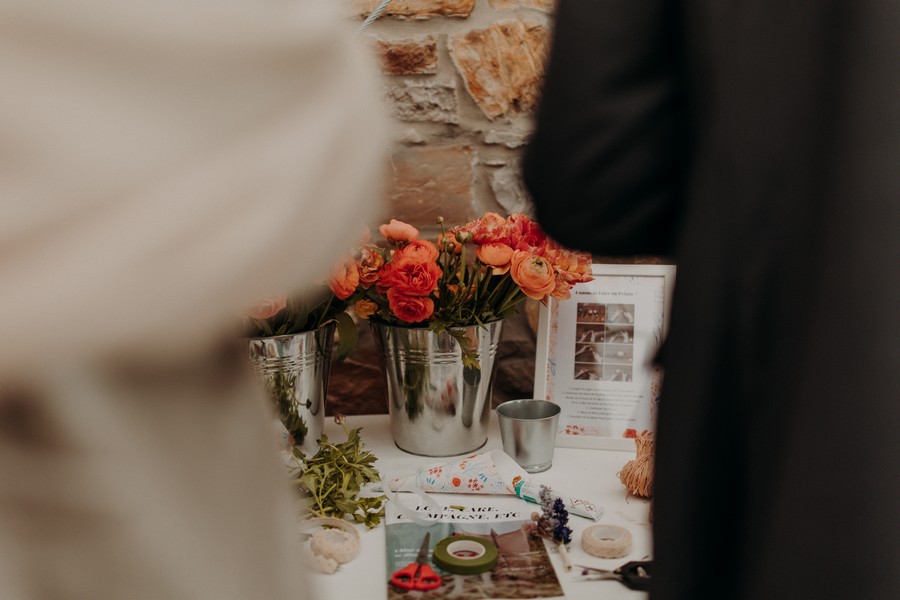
[575,560,653,591]
[390,532,442,591]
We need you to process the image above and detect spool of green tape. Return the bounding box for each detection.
[433,535,498,575]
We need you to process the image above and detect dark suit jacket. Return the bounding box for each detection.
[523,1,899,598]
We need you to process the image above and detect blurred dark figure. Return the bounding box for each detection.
[524,1,898,598]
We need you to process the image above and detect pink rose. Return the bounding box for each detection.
[328,258,359,300]
[379,219,419,245]
[245,293,287,319]
[476,242,515,275]
[387,289,435,323]
[509,251,556,301]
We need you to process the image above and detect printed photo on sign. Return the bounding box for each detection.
[534,263,675,450]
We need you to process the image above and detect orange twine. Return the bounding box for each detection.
[618,431,654,499]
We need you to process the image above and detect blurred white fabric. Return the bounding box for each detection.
[0,0,388,370]
[0,0,388,598]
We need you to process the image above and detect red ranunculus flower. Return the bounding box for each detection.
[387,289,435,323]
[392,239,440,264]
[379,259,442,297]
[508,213,547,251]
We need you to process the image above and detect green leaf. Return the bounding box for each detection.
[290,426,386,528]
[332,311,358,360]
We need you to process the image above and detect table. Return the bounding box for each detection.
[306,414,652,600]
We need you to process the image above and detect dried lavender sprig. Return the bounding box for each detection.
[551,497,573,545]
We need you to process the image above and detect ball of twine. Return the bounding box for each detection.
[618,431,654,499]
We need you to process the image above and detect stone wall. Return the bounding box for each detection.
[328,0,556,415]
[361,0,554,224]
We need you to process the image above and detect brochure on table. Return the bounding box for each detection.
[385,495,565,600]
[535,264,676,450]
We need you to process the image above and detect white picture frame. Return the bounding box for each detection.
[534,263,676,451]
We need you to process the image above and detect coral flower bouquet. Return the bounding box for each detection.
[244,282,360,459]
[244,285,357,357]
[330,212,593,367]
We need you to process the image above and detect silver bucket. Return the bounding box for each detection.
[371,320,503,456]
[247,323,335,456]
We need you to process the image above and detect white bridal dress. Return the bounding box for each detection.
[0,1,388,598]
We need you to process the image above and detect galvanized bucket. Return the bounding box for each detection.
[247,323,335,456]
[371,320,503,456]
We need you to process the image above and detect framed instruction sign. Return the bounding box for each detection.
[534,263,676,450]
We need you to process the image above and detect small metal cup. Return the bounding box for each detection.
[496,399,561,473]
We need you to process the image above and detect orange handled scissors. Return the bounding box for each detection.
[390,532,442,591]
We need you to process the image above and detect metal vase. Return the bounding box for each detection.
[371,320,504,456]
[247,323,335,456]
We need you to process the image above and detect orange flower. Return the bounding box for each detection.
[392,239,439,264]
[379,260,442,297]
[387,290,434,323]
[354,299,378,319]
[379,219,419,245]
[509,251,556,300]
[245,293,287,319]
[467,212,511,245]
[328,258,359,300]
[547,244,593,284]
[476,242,515,275]
[550,277,572,301]
[438,232,462,254]
[356,247,384,288]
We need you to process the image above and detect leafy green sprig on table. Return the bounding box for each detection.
[290,417,386,528]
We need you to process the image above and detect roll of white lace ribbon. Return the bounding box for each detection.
[581,524,632,559]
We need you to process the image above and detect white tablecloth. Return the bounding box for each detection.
[306,414,652,600]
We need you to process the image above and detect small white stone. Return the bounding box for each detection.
[395,128,426,144]
[484,129,529,148]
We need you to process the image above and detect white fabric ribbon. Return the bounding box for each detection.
[380,471,444,526]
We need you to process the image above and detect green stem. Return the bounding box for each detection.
[314,295,335,328]
[257,318,274,337]
[496,287,526,316]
